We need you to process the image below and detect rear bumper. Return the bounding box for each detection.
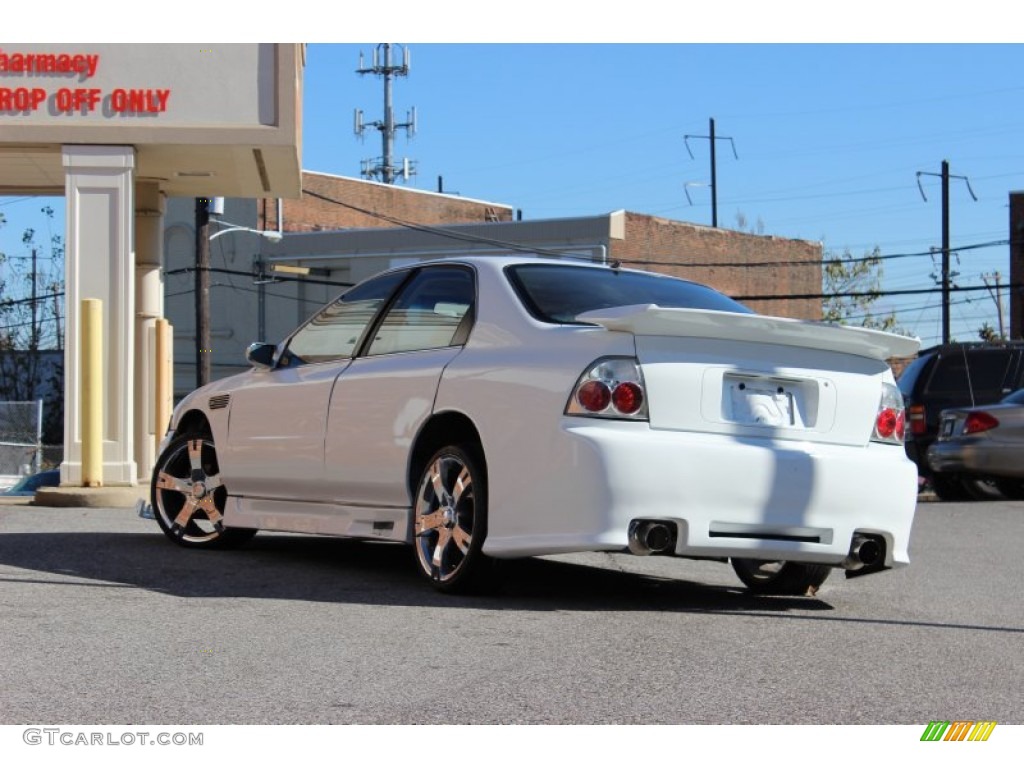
[927,439,1024,479]
[484,422,918,568]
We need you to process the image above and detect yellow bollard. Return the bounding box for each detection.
[81,298,103,487]
[155,318,172,447]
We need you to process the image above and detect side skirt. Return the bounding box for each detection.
[224,495,412,544]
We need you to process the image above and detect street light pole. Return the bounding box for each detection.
[199,222,284,377]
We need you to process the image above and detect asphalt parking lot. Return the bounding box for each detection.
[0,498,1021,725]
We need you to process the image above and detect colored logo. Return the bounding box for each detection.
[921,721,996,742]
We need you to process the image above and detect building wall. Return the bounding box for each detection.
[162,177,825,397]
[163,196,332,396]
[258,170,514,233]
[1010,191,1024,339]
[613,212,822,319]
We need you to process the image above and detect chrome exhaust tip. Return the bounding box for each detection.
[628,520,676,556]
[843,534,883,570]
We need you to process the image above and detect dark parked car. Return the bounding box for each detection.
[897,342,1024,500]
[1,469,60,497]
[927,389,1024,500]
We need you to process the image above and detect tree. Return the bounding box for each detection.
[822,246,901,333]
[978,322,1004,342]
[734,211,765,235]
[0,205,65,445]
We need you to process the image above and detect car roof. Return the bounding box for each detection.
[918,341,1024,357]
[387,253,713,289]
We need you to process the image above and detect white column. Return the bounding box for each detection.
[134,181,166,482]
[61,146,137,486]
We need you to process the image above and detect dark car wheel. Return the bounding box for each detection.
[731,559,831,596]
[960,476,1006,501]
[929,471,972,502]
[994,478,1024,500]
[151,432,257,548]
[412,444,495,593]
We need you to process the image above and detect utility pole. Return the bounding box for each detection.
[982,272,1005,338]
[355,44,417,184]
[917,160,977,345]
[53,290,62,350]
[684,118,738,228]
[29,248,38,352]
[195,197,211,388]
[1011,192,1024,339]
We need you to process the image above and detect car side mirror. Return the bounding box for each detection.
[246,342,277,371]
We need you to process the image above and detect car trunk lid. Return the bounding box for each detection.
[577,304,920,447]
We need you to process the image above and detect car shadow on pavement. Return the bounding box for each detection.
[0,530,833,614]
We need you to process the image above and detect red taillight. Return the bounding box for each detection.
[908,404,926,436]
[565,357,648,421]
[876,408,899,439]
[873,383,906,445]
[576,380,611,412]
[963,412,999,435]
[876,409,905,441]
[611,382,644,414]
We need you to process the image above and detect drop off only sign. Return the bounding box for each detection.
[0,49,172,116]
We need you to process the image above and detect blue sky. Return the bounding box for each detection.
[3,10,1023,348]
[301,42,1024,347]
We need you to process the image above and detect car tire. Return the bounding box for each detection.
[412,443,495,593]
[993,478,1024,500]
[929,472,972,502]
[151,432,257,548]
[959,476,1005,501]
[731,559,831,596]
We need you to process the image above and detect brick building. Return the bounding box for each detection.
[255,170,821,320]
[164,170,822,393]
[609,212,820,319]
[256,170,515,233]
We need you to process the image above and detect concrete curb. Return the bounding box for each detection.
[29,486,148,509]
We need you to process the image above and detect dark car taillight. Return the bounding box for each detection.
[908,404,926,436]
[963,412,999,435]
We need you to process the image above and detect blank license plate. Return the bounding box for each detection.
[728,380,796,427]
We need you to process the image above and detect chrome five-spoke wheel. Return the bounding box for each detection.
[151,432,255,548]
[413,444,493,593]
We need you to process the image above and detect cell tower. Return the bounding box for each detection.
[354,43,417,184]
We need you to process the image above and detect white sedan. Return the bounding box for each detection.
[149,255,921,595]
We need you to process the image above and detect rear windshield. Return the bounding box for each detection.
[506,264,752,324]
[926,349,1016,397]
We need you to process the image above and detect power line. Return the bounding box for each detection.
[735,282,1024,303]
[0,290,64,307]
[300,188,589,260]
[302,184,1016,271]
[163,266,354,289]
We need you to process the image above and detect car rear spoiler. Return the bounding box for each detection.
[576,304,921,362]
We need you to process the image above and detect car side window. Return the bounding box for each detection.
[283,271,408,365]
[367,267,475,356]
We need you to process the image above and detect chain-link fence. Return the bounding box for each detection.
[0,400,44,478]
